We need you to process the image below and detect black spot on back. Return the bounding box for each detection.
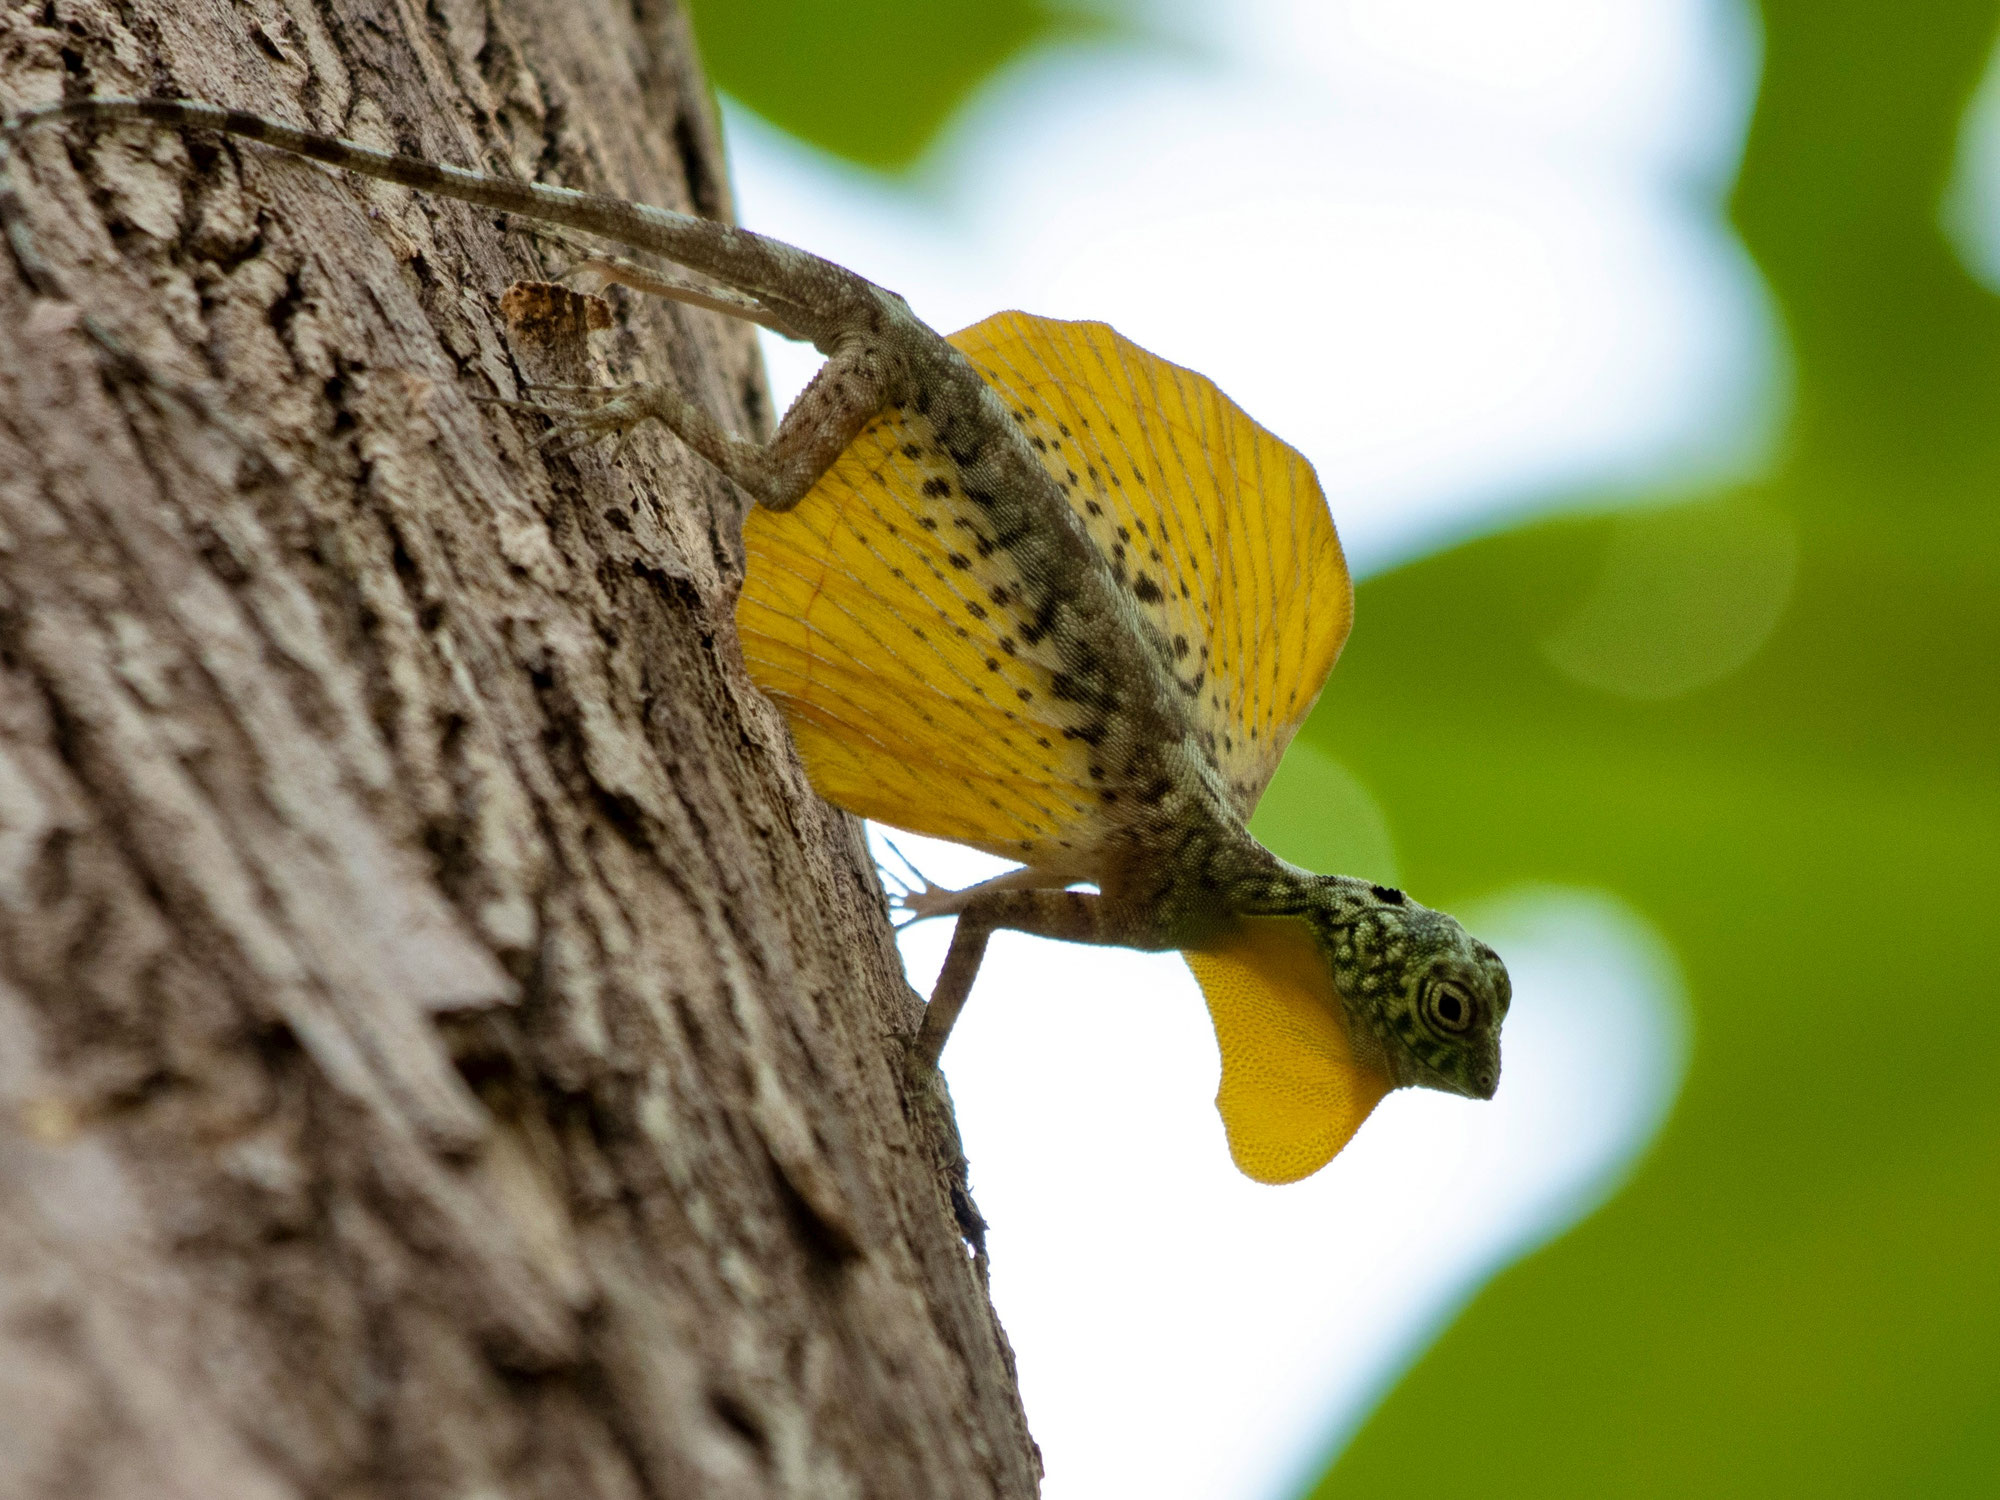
[1020,597,1059,647]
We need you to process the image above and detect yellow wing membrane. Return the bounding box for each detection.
[952,314,1351,816]
[1184,917,1393,1184]
[737,311,1351,861]
[738,398,1103,861]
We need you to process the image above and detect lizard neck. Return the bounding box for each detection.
[1204,834,1428,1061]
[1102,814,1314,948]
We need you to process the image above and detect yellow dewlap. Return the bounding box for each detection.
[1185,917,1393,1184]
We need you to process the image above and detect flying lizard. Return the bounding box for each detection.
[0,98,1510,1184]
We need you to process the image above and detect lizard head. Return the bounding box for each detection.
[1183,871,1512,1183]
[1301,877,1510,1101]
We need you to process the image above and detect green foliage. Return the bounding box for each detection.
[683,0,1105,170]
[1306,2,2000,1492]
[702,0,2000,1490]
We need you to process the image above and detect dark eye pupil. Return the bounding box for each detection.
[1436,994,1463,1024]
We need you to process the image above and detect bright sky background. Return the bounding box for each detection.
[1942,23,2000,292]
[723,3,1768,1496]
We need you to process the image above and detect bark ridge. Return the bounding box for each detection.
[0,2,1038,1496]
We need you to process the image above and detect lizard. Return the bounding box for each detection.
[0,97,1510,1184]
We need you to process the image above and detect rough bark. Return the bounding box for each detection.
[0,3,1039,1496]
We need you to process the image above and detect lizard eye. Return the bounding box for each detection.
[1424,982,1475,1035]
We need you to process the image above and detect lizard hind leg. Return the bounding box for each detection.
[496,335,892,511]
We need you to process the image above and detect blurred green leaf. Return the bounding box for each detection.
[695,0,2000,1487]
[1303,1,2000,1492]
[685,0,1105,169]
[1251,741,1402,890]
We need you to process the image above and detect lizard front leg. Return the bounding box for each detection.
[911,890,1172,1069]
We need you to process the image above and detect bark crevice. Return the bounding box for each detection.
[0,2,1039,1496]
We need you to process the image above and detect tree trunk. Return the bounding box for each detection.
[0,3,1038,1496]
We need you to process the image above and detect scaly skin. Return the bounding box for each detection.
[1,96,1509,1106]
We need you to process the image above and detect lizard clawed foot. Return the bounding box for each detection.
[531,381,681,460]
[898,884,967,923]
[475,381,682,461]
[876,837,967,929]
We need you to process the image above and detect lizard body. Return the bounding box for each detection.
[1,97,1509,1182]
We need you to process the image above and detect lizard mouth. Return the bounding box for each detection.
[1457,1048,1501,1101]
